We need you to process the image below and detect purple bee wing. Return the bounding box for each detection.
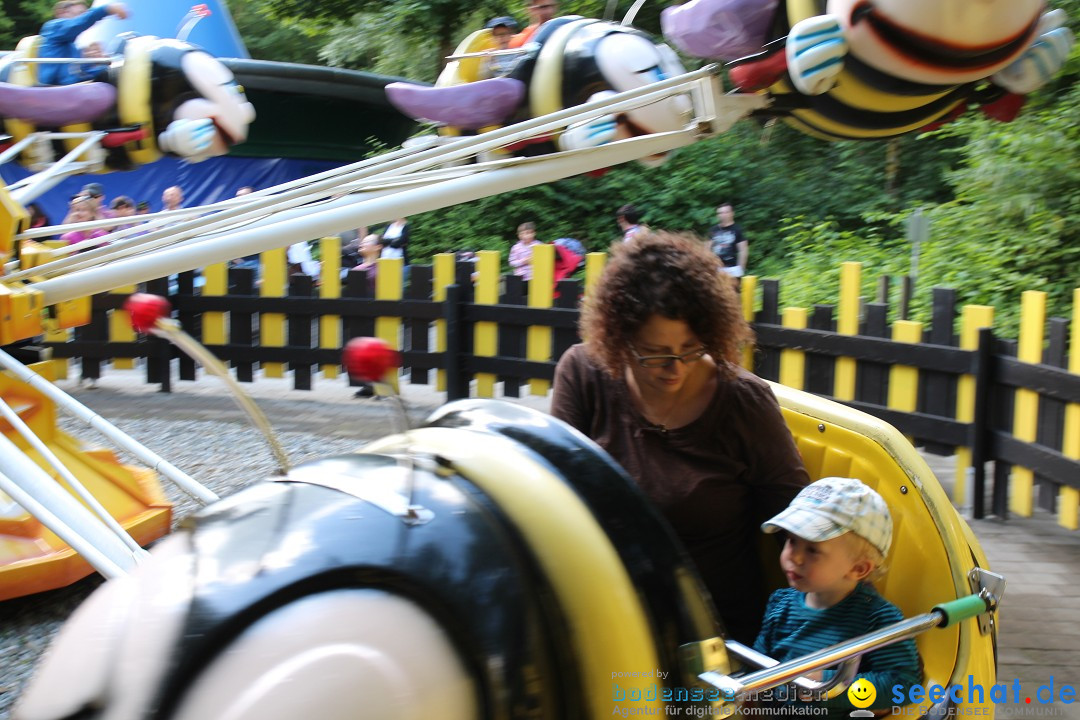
[661,0,779,61]
[0,81,117,127]
[386,78,526,130]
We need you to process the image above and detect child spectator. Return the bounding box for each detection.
[509,221,539,280]
[753,477,921,714]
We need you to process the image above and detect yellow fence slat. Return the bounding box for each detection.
[433,253,455,393]
[260,248,286,379]
[1060,289,1080,529]
[888,320,922,444]
[319,237,341,379]
[1010,291,1046,517]
[833,262,861,401]
[584,252,606,297]
[527,244,554,396]
[375,257,403,392]
[109,285,137,369]
[779,307,807,390]
[953,305,994,507]
[203,263,228,346]
[473,251,499,398]
[741,275,757,370]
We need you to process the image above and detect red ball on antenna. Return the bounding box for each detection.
[343,337,401,382]
[124,293,171,333]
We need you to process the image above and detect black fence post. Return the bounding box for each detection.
[445,284,466,400]
[970,327,995,519]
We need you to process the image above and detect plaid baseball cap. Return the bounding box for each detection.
[762,477,893,557]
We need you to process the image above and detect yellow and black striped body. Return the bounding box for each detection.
[762,0,1036,140]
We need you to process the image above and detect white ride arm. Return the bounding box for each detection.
[991,9,1074,95]
[157,118,217,162]
[558,91,622,151]
[785,14,848,96]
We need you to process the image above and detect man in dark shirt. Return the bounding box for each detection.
[38,0,128,85]
[707,202,748,278]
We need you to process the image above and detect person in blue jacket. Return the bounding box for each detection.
[38,0,128,85]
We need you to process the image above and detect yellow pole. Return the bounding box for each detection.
[319,237,341,379]
[741,274,758,370]
[202,263,228,348]
[833,262,861,401]
[109,285,137,369]
[584,252,606,297]
[1010,291,1045,517]
[779,307,807,390]
[374,257,403,393]
[433,253,456,392]
[888,320,923,444]
[473,251,499,398]
[1059,288,1080,529]
[953,305,994,507]
[527,244,554,396]
[260,248,286,378]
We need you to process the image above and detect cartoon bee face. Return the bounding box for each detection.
[828,0,1044,84]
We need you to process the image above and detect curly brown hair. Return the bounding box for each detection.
[580,231,752,378]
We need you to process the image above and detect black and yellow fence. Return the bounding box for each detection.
[38,243,1080,529]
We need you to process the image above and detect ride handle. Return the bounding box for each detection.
[933,594,991,627]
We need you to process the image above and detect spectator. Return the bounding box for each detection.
[60,195,108,251]
[135,201,151,215]
[708,202,749,279]
[78,182,113,218]
[509,0,559,48]
[380,217,410,263]
[552,237,584,283]
[353,233,383,287]
[616,204,647,243]
[161,185,184,212]
[509,221,540,280]
[287,240,319,278]
[351,233,384,399]
[38,0,127,85]
[28,203,51,230]
[110,195,137,230]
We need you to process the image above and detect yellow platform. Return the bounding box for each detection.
[0,363,171,601]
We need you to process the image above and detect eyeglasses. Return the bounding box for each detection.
[631,346,708,369]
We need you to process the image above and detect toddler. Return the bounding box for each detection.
[753,477,921,713]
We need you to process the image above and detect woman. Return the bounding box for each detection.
[551,231,809,644]
[59,195,108,251]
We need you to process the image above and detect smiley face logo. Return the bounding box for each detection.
[848,678,877,708]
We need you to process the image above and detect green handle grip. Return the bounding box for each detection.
[933,594,990,627]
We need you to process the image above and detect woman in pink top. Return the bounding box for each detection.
[60,196,109,251]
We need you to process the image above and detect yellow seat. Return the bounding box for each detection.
[772,382,996,714]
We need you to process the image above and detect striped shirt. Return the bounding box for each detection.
[752,584,921,714]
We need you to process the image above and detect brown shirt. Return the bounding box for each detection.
[551,344,809,643]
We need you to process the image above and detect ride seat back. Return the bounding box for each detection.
[774,386,962,694]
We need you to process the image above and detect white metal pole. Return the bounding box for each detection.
[36,129,701,304]
[0,433,136,578]
[0,396,148,556]
[0,349,218,504]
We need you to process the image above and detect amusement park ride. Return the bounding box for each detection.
[0,0,1074,717]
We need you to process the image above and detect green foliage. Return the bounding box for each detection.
[228,1,323,65]
[0,0,52,49]
[228,0,1080,341]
